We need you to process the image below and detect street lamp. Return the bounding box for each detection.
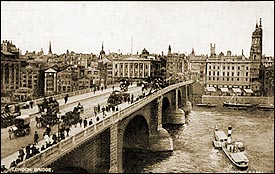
[57,112,61,140]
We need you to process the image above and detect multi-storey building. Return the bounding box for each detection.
[112,48,161,82]
[166,45,185,78]
[188,48,207,83]
[1,40,21,93]
[206,44,251,94]
[259,62,274,96]
[86,66,100,87]
[44,68,57,96]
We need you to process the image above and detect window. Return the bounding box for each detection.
[223,66,225,70]
[209,71,211,75]
[232,78,233,81]
[115,64,117,68]
[227,72,229,76]
[232,66,234,70]
[217,77,219,80]
[238,66,240,70]
[223,72,225,76]
[246,66,249,70]
[209,66,211,69]
[246,72,248,76]
[237,78,239,81]
[209,77,211,80]
[228,66,230,70]
[217,72,219,76]
[232,72,234,76]
[213,77,215,80]
[213,66,215,69]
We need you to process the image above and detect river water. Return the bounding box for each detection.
[124,107,274,173]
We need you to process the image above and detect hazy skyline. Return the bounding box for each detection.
[1,1,274,57]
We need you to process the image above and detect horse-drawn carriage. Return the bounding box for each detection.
[1,104,21,128]
[9,114,31,137]
[107,90,130,107]
[36,97,60,128]
[60,103,83,127]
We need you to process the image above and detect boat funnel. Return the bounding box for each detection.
[227,125,232,143]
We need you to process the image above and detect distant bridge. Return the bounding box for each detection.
[14,80,195,173]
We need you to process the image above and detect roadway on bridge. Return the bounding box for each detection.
[1,84,143,168]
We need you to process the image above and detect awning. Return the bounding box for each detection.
[232,88,242,93]
[220,87,229,93]
[243,89,253,93]
[206,87,216,92]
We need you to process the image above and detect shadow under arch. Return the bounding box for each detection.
[122,115,150,172]
[162,96,171,125]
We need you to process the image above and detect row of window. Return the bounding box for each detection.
[208,71,249,76]
[208,65,249,70]
[208,77,249,81]
[114,63,150,69]
[115,72,149,77]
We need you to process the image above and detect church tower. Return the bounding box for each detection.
[250,18,262,61]
[249,18,263,84]
[99,41,105,60]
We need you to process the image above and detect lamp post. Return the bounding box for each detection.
[57,112,61,140]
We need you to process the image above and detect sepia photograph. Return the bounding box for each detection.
[1,1,274,173]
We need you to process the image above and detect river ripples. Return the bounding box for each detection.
[124,107,274,173]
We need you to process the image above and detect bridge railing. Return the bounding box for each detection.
[13,80,194,169]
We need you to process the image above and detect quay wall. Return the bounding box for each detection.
[201,95,274,106]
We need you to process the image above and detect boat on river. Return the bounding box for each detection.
[196,103,217,108]
[257,103,274,111]
[213,125,249,169]
[223,94,253,110]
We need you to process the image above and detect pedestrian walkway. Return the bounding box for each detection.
[1,100,130,170]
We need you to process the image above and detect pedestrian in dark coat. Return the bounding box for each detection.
[46,125,51,136]
[66,127,70,137]
[34,131,39,145]
[97,104,100,112]
[18,148,25,161]
[89,120,93,125]
[79,117,83,127]
[84,118,88,128]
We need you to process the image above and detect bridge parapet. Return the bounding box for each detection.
[12,80,194,170]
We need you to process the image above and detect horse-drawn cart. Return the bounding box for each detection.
[11,115,31,137]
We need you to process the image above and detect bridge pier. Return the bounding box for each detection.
[149,96,173,151]
[109,122,123,173]
[168,88,186,124]
[148,127,173,152]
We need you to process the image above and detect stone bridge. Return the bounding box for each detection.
[15,80,195,173]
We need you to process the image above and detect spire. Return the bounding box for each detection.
[168,45,171,55]
[259,18,262,28]
[48,41,52,55]
[242,49,244,56]
[191,48,195,55]
[256,20,258,28]
[102,41,104,51]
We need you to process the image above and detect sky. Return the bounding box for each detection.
[1,1,274,57]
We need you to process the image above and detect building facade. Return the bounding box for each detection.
[1,40,21,93]
[206,44,251,93]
